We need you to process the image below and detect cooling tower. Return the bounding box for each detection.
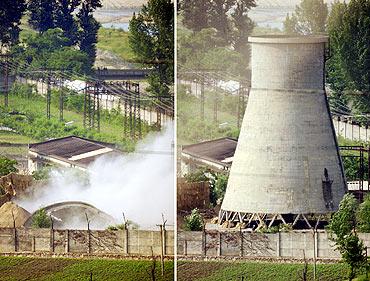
[219,35,347,229]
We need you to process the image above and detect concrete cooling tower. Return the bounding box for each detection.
[219,35,347,229]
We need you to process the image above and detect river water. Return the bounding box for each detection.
[97,6,296,31]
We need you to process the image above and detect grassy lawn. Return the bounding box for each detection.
[0,256,174,281]
[177,261,353,281]
[97,28,136,62]
[0,131,36,144]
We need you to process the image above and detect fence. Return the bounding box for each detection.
[177,179,210,210]
[333,117,370,142]
[0,228,174,256]
[178,230,370,259]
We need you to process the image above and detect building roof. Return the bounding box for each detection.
[29,136,119,168]
[182,137,237,166]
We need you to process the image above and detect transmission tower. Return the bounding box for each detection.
[83,81,101,132]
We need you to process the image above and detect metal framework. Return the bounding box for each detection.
[339,145,370,202]
[83,82,101,131]
[0,54,10,107]
[218,210,328,230]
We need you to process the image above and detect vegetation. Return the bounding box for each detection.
[32,166,51,180]
[212,173,228,205]
[97,28,136,62]
[107,220,139,231]
[77,0,102,70]
[0,0,26,47]
[31,208,52,228]
[12,28,90,73]
[327,0,370,113]
[177,261,350,281]
[338,136,369,181]
[0,156,17,177]
[179,0,255,75]
[26,0,102,72]
[183,208,203,231]
[0,83,154,150]
[184,168,229,206]
[0,256,174,281]
[177,86,240,145]
[357,194,370,233]
[0,131,36,144]
[328,194,368,280]
[129,0,174,98]
[283,0,328,35]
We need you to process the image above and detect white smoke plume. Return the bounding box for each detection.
[16,123,174,229]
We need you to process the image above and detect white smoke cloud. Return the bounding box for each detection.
[16,123,175,229]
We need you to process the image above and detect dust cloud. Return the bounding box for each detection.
[16,123,174,229]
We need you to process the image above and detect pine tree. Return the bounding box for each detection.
[230,0,256,73]
[181,0,210,32]
[326,0,370,108]
[283,0,328,35]
[77,0,102,72]
[129,0,174,98]
[28,0,56,32]
[55,0,81,46]
[208,0,234,45]
[0,0,26,47]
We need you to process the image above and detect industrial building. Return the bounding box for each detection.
[219,35,347,229]
[28,136,120,172]
[180,137,237,175]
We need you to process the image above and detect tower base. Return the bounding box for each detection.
[218,209,331,230]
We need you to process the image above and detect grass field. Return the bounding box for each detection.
[177,85,240,145]
[0,131,36,144]
[97,28,136,62]
[1,92,154,150]
[177,261,357,281]
[0,256,174,281]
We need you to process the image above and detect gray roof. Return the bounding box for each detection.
[29,136,119,168]
[182,137,237,166]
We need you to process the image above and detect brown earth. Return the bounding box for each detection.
[177,261,229,281]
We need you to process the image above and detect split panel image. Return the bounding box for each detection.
[0,0,174,280]
[177,0,370,280]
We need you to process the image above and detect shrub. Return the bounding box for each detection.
[107,220,139,231]
[184,208,203,231]
[0,156,17,177]
[357,194,370,232]
[31,208,52,228]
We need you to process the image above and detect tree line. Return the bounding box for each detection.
[284,0,370,114]
[0,0,101,72]
[178,0,256,77]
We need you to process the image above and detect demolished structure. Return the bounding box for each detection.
[219,35,347,229]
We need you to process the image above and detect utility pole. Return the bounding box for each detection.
[200,76,205,121]
[156,214,167,277]
[2,54,10,107]
[46,70,51,119]
[59,77,64,121]
[124,88,128,139]
[136,84,142,139]
[213,79,218,123]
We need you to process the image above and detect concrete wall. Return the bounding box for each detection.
[178,230,370,259]
[0,227,174,256]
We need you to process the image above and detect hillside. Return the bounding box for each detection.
[99,0,147,9]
